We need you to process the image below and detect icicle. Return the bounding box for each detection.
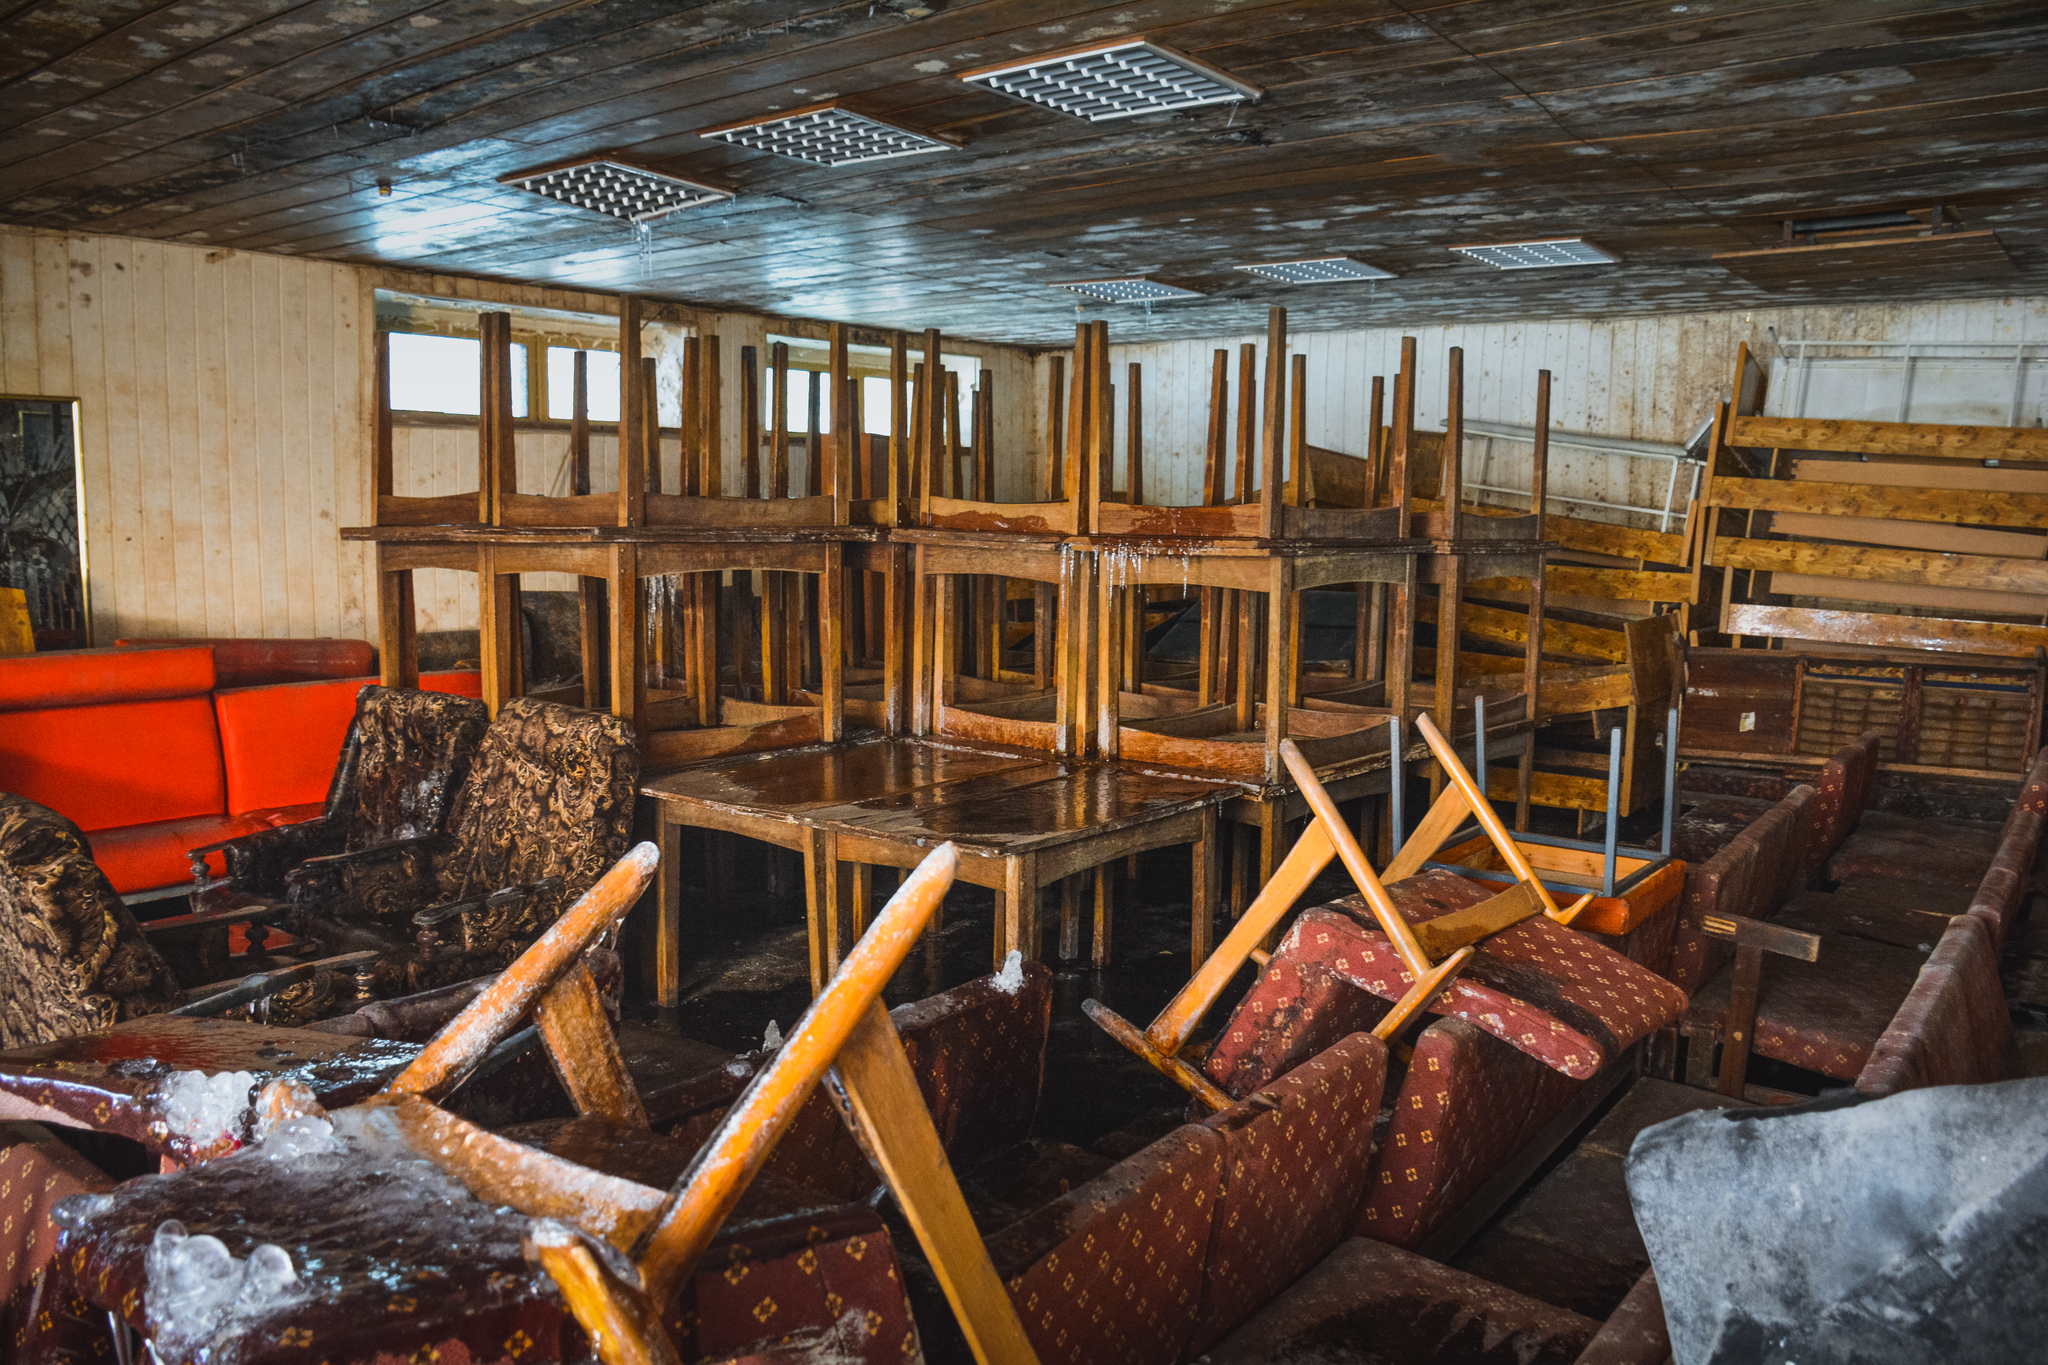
[635,219,654,277]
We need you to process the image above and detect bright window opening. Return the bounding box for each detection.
[546,348,623,422]
[387,332,527,417]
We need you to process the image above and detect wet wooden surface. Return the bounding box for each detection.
[642,736,1236,991]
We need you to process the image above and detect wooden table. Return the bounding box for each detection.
[641,736,1236,999]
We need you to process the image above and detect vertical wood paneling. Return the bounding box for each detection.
[0,226,373,646]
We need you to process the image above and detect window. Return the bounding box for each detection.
[546,347,623,422]
[759,349,982,438]
[387,333,528,417]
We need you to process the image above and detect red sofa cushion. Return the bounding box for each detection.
[85,811,285,893]
[215,677,372,816]
[420,669,483,699]
[114,638,373,689]
[0,645,214,711]
[0,695,226,833]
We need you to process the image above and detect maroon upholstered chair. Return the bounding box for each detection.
[1187,1032,1389,1356]
[1203,1236,1599,1365]
[0,1122,113,1350]
[1855,915,2014,1098]
[1354,1019,1581,1251]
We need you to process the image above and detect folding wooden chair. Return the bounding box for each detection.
[248,841,1036,1365]
[1085,717,1592,1110]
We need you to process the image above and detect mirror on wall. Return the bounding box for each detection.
[0,397,89,652]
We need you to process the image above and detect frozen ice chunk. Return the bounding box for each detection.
[262,1115,335,1161]
[50,1192,113,1230]
[236,1244,301,1310]
[762,1019,784,1051]
[158,1069,257,1146]
[992,949,1024,994]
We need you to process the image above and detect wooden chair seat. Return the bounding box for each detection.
[1683,931,1926,1081]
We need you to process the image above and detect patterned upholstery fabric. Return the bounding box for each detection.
[1188,1032,1389,1356]
[1207,873,1688,1086]
[1799,731,1880,880]
[213,686,490,899]
[0,795,181,1049]
[1856,915,2014,1097]
[436,698,639,950]
[1668,786,1815,995]
[1354,1019,1581,1250]
[986,1123,1226,1365]
[1203,1236,1597,1365]
[287,697,638,965]
[1,1123,113,1349]
[1572,1269,1671,1365]
[1827,810,2005,892]
[665,964,1055,1204]
[1685,931,1926,1080]
[1968,808,2041,951]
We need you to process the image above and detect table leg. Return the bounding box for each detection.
[1001,853,1039,969]
[1192,805,1220,975]
[1058,875,1082,960]
[655,809,682,1009]
[1092,862,1114,969]
[851,863,873,945]
[801,826,836,995]
[1230,821,1253,918]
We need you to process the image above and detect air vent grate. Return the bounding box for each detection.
[1056,278,1202,304]
[961,39,1259,123]
[697,102,957,166]
[1238,256,1394,285]
[1451,238,1618,270]
[501,157,731,223]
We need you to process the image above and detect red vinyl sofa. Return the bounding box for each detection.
[0,644,480,896]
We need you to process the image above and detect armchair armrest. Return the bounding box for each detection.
[190,818,345,901]
[1697,912,1821,1098]
[411,876,565,954]
[291,835,442,879]
[171,949,383,1019]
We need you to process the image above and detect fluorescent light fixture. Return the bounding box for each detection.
[500,156,731,224]
[1237,256,1394,285]
[1056,278,1203,304]
[697,102,958,166]
[960,38,1260,123]
[1451,238,1619,270]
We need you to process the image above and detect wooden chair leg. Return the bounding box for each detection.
[1058,874,1082,961]
[1092,862,1114,969]
[1716,944,1764,1098]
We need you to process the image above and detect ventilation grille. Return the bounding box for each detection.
[1452,238,1618,271]
[1057,278,1202,304]
[1238,256,1394,285]
[698,103,956,166]
[962,39,1258,123]
[501,158,731,223]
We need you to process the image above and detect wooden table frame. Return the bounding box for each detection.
[642,737,1231,1002]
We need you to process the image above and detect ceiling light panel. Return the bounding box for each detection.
[1238,256,1394,285]
[1452,238,1619,270]
[962,39,1260,123]
[501,158,730,223]
[698,103,956,166]
[1057,278,1203,304]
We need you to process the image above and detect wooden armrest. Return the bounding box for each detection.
[1697,913,1820,961]
[290,836,439,876]
[139,898,291,935]
[413,876,566,928]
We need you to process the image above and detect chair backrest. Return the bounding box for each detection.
[0,794,180,1049]
[333,685,491,850]
[1967,808,2041,952]
[1670,827,1760,994]
[1856,915,2014,1097]
[1803,729,1882,875]
[1748,783,1815,913]
[1355,1018,1581,1251]
[1188,1031,1389,1355]
[987,1123,1227,1365]
[436,697,639,944]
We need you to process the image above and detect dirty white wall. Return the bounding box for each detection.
[1046,297,2048,533]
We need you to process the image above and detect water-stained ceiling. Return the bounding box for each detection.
[3,0,2044,346]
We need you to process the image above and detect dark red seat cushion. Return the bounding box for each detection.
[989,1123,1227,1365]
[115,637,373,689]
[85,806,322,893]
[1856,915,2013,1097]
[1207,871,1688,1086]
[1826,810,2003,890]
[1355,1019,1581,1250]
[1684,931,1926,1081]
[1190,1032,1389,1355]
